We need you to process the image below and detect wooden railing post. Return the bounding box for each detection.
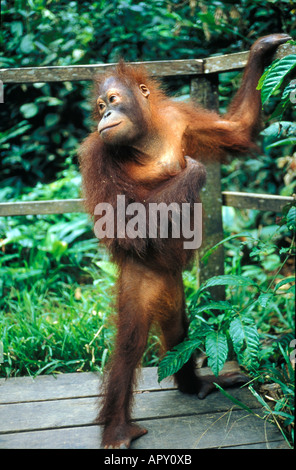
[190,75,225,298]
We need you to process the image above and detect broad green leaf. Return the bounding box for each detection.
[257,60,280,90]
[261,121,296,137]
[205,330,228,377]
[45,114,59,127]
[11,21,23,37]
[287,207,296,230]
[257,293,273,308]
[229,316,259,370]
[20,103,38,119]
[20,34,35,53]
[261,55,296,104]
[201,275,258,291]
[229,317,245,351]
[158,338,202,382]
[192,301,233,316]
[262,254,281,271]
[282,80,296,101]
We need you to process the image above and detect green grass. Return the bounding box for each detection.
[1,271,114,377]
[0,230,163,377]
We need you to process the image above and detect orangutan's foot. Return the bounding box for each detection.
[102,422,148,449]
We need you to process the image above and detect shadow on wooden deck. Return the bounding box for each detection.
[0,365,289,449]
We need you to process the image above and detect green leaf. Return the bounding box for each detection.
[261,121,296,137]
[257,60,279,90]
[20,103,38,119]
[282,79,296,101]
[261,55,296,104]
[96,260,117,278]
[201,275,259,291]
[229,317,260,370]
[214,384,255,414]
[20,34,35,54]
[229,317,245,351]
[274,277,295,291]
[201,232,252,264]
[262,254,281,271]
[257,293,273,308]
[267,137,296,149]
[286,207,296,231]
[72,49,85,61]
[192,301,233,316]
[158,338,202,382]
[11,21,23,37]
[15,269,44,281]
[248,385,272,409]
[0,121,31,145]
[205,330,228,377]
[45,114,59,127]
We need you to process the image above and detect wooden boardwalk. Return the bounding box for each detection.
[0,366,289,449]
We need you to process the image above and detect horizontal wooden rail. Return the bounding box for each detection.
[203,42,296,74]
[0,192,294,217]
[0,199,84,216]
[0,43,295,83]
[0,59,203,83]
[222,191,295,212]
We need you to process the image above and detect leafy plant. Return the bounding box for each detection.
[257,48,296,120]
[158,274,261,382]
[158,206,295,383]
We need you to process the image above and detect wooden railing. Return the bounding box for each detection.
[1,42,295,285]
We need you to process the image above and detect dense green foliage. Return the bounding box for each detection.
[0,0,295,444]
[1,0,295,190]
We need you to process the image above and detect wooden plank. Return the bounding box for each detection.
[132,412,287,450]
[222,191,294,212]
[0,59,203,84]
[0,368,289,449]
[0,411,287,449]
[0,199,84,216]
[203,42,296,74]
[0,363,240,404]
[204,51,249,74]
[1,43,295,84]
[0,387,262,434]
[0,368,175,404]
[0,397,96,433]
[0,372,101,404]
[0,192,293,217]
